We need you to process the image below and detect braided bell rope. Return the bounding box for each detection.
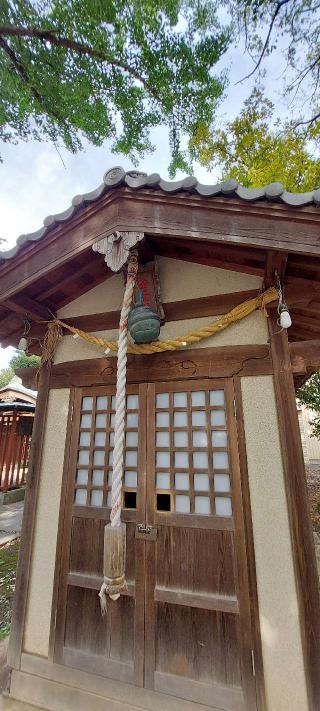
[54,286,278,356]
[111,250,139,527]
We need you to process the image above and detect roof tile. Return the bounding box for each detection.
[1,166,320,263]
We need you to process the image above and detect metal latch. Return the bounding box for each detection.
[135,524,157,540]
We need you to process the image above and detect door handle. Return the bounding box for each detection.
[135,524,157,540]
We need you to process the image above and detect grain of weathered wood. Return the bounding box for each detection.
[7,364,51,670]
[233,377,266,711]
[263,250,288,289]
[290,339,320,373]
[17,340,320,393]
[269,318,320,711]
[16,345,274,391]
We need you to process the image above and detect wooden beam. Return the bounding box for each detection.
[149,236,265,277]
[7,364,52,670]
[263,250,288,289]
[0,289,262,349]
[1,189,320,304]
[36,256,112,303]
[58,289,262,332]
[268,319,320,710]
[2,280,320,351]
[290,340,320,373]
[4,295,53,322]
[16,344,274,390]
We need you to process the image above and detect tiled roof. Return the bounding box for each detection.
[1,166,320,262]
[0,376,37,399]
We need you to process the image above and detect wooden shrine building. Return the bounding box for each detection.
[1,167,320,711]
[0,377,36,493]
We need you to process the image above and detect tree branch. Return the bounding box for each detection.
[294,111,320,128]
[0,36,66,125]
[235,0,292,85]
[288,51,320,89]
[0,23,159,100]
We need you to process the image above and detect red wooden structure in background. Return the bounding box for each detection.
[0,406,34,492]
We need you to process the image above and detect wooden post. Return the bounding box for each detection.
[7,365,51,670]
[269,317,320,710]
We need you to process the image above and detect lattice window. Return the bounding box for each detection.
[155,388,232,517]
[74,392,139,509]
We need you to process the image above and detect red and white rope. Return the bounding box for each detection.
[110,250,139,527]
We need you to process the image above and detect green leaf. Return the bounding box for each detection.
[0,0,229,172]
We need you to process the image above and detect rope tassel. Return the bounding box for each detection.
[99,250,139,611]
[99,523,127,610]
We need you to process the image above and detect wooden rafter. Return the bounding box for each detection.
[4,295,54,321]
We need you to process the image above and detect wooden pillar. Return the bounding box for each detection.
[8,365,51,670]
[269,318,320,710]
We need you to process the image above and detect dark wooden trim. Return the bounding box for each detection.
[1,188,320,304]
[16,344,274,390]
[153,587,239,614]
[233,378,266,711]
[59,288,261,333]
[263,250,288,289]
[269,319,320,711]
[7,364,52,670]
[52,389,83,663]
[4,294,54,321]
[66,572,135,597]
[290,339,320,373]
[48,387,78,660]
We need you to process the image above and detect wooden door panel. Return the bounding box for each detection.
[54,384,146,687]
[64,587,134,660]
[156,604,241,685]
[145,379,256,710]
[54,377,258,710]
[155,526,237,597]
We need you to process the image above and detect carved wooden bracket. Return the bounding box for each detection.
[92,231,144,272]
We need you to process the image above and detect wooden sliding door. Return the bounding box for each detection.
[54,378,258,710]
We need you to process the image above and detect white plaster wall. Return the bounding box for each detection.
[58,257,262,318]
[24,388,70,657]
[241,376,308,711]
[55,258,266,363]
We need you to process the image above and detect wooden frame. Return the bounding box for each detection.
[47,366,264,710]
[7,364,52,670]
[17,344,274,392]
[269,318,320,711]
[233,378,266,711]
[16,338,320,392]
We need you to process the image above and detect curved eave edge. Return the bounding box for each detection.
[1,166,320,262]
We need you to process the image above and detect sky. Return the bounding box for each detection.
[0,31,294,370]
